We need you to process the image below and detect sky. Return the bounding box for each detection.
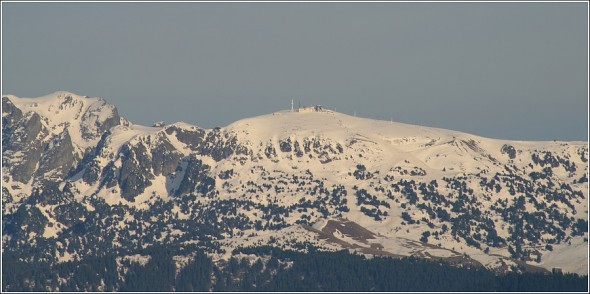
[2,2,588,141]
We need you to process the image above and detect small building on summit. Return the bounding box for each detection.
[298,105,327,113]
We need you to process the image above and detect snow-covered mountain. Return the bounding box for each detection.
[2,91,588,275]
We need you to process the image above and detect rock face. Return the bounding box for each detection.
[118,143,154,202]
[2,108,48,183]
[2,97,23,148]
[2,91,588,277]
[173,155,215,197]
[35,129,77,181]
[2,92,126,186]
[150,134,183,176]
[80,99,122,141]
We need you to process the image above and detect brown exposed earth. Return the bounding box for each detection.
[302,218,550,274]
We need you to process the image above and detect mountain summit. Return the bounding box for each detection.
[2,92,588,279]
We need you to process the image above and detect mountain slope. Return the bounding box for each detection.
[2,92,588,276]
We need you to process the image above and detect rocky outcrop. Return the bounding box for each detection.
[173,156,215,197]
[165,125,246,161]
[72,131,111,184]
[80,99,123,141]
[2,110,48,183]
[2,97,23,150]
[118,143,154,202]
[165,125,207,151]
[150,134,183,176]
[35,129,77,181]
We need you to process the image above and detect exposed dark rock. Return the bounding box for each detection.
[2,97,23,151]
[118,143,154,201]
[3,112,48,183]
[166,125,206,151]
[81,159,102,184]
[174,156,215,197]
[201,129,238,161]
[100,161,119,189]
[151,134,183,176]
[71,131,112,184]
[35,129,77,181]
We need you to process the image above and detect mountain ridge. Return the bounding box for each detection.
[2,91,588,278]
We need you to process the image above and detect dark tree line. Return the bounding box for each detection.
[3,246,587,292]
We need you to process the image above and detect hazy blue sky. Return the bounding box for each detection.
[2,2,588,141]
